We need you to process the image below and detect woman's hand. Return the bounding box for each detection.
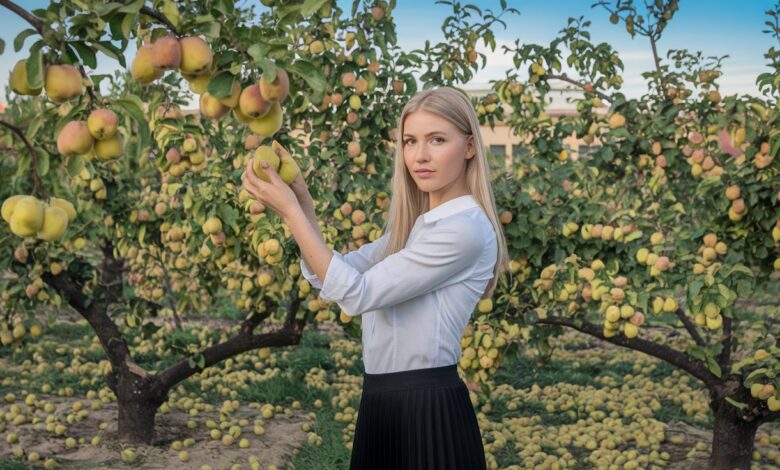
[241,157,301,221]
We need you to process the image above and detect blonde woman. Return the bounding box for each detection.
[241,86,509,469]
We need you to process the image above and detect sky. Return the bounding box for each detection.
[1,0,777,105]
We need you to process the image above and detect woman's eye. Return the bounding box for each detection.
[404,137,443,145]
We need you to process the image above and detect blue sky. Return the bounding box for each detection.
[1,0,777,104]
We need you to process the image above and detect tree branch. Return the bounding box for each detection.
[151,316,307,400]
[547,74,613,103]
[41,271,133,376]
[648,32,666,98]
[151,293,308,400]
[0,119,45,197]
[0,0,44,34]
[675,307,706,347]
[717,315,733,372]
[139,6,180,36]
[536,315,719,389]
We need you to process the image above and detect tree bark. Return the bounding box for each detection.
[708,403,760,470]
[117,395,160,444]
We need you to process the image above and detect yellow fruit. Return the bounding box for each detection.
[2,195,25,223]
[57,120,94,156]
[218,80,242,108]
[44,64,83,101]
[202,217,222,235]
[662,297,678,313]
[477,298,493,313]
[270,141,299,185]
[131,45,163,84]
[608,113,625,129]
[9,196,45,237]
[624,322,638,338]
[605,305,620,322]
[9,59,42,96]
[151,34,182,70]
[259,68,289,103]
[179,36,213,75]
[37,205,69,241]
[240,84,272,118]
[705,314,722,330]
[768,396,780,412]
[247,101,283,138]
[349,94,361,110]
[200,92,230,119]
[183,72,211,94]
[87,109,118,140]
[93,134,123,161]
[252,145,281,182]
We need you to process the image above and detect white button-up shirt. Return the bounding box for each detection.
[300,194,497,374]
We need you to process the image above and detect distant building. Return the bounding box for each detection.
[463,84,605,169]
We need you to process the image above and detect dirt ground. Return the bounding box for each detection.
[0,394,310,469]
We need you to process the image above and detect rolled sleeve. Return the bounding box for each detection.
[318,220,483,316]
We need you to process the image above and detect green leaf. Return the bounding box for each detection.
[93,41,126,68]
[120,13,137,40]
[724,397,748,410]
[14,29,38,53]
[301,0,329,17]
[26,41,45,90]
[206,71,235,98]
[288,60,326,95]
[118,0,144,14]
[71,41,97,69]
[116,96,151,157]
[0,38,4,54]
[67,155,85,177]
[161,0,180,28]
[36,149,50,177]
[706,355,722,378]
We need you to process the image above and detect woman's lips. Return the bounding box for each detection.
[415,170,434,178]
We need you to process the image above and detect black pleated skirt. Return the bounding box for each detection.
[349,363,487,470]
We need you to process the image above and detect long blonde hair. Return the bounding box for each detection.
[377,86,509,300]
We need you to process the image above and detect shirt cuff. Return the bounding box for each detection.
[319,250,356,305]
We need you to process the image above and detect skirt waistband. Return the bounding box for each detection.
[362,363,462,393]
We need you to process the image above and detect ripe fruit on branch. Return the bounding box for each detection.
[44,64,83,101]
[9,60,41,96]
[179,36,213,75]
[608,113,625,129]
[247,101,283,138]
[239,84,272,118]
[202,217,222,235]
[57,121,94,157]
[6,198,43,238]
[259,68,290,103]
[94,134,124,161]
[131,45,164,84]
[151,35,182,70]
[87,109,118,140]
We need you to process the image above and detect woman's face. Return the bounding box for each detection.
[402,110,474,202]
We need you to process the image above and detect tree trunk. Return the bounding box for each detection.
[708,401,760,470]
[117,396,160,444]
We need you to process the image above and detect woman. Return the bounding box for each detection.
[241,86,510,470]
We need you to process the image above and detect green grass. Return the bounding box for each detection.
[289,406,353,470]
[0,459,29,470]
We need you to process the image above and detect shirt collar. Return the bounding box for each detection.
[422,194,479,224]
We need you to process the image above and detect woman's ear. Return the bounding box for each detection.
[466,135,475,159]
